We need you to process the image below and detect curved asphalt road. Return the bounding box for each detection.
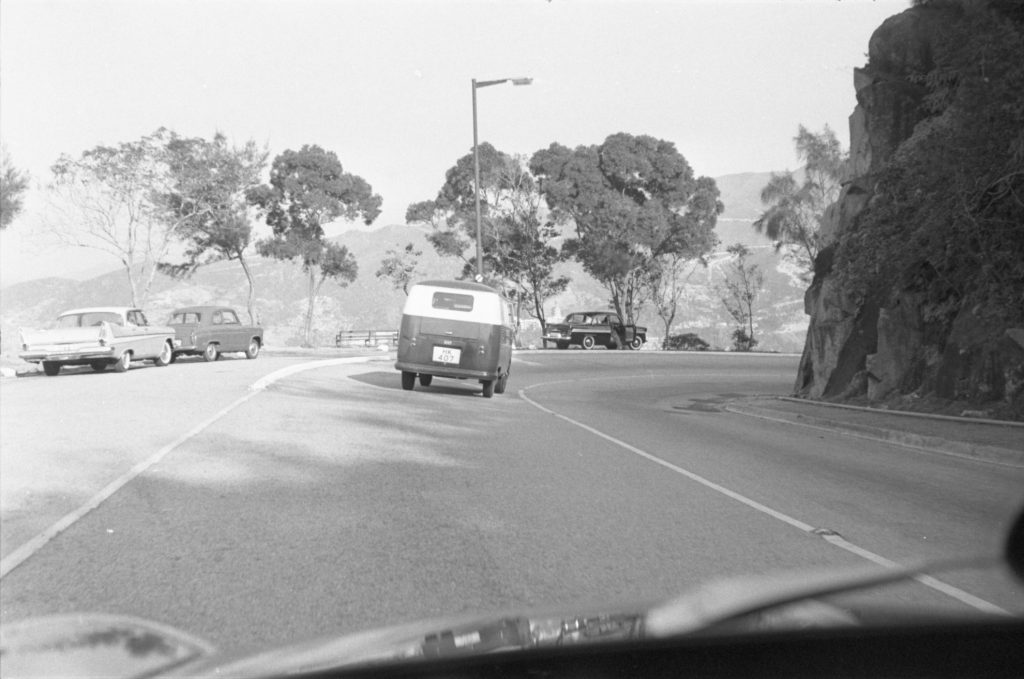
[1,350,1022,656]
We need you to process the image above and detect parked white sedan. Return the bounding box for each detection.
[19,307,176,376]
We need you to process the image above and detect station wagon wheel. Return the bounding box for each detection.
[401,371,416,390]
[203,343,219,362]
[153,341,172,367]
[581,334,596,350]
[90,361,107,372]
[418,374,433,387]
[42,362,61,377]
[245,338,260,359]
[481,379,495,398]
[114,352,132,373]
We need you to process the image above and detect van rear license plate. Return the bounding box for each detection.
[432,346,461,364]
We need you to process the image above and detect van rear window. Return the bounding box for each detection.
[431,291,474,312]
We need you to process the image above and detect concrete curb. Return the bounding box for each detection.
[724,402,1024,468]
[775,396,1024,428]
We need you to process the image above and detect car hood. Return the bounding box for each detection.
[2,559,993,679]
[4,506,1020,678]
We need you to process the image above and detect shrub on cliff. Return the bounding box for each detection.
[833,2,1023,333]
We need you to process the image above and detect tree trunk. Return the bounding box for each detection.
[747,300,755,350]
[238,253,258,325]
[124,263,139,308]
[302,266,317,347]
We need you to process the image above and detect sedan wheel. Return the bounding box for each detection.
[245,338,260,359]
[114,352,132,373]
[42,362,61,377]
[203,343,219,362]
[629,337,643,350]
[153,341,172,367]
[90,361,107,372]
[581,334,596,350]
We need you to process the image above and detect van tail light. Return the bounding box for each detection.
[98,322,114,347]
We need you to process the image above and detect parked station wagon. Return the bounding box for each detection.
[167,306,263,362]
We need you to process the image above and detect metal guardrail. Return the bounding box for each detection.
[335,329,399,348]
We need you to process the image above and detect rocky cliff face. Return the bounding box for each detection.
[796,3,1024,418]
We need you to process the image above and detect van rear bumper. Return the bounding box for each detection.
[395,360,499,382]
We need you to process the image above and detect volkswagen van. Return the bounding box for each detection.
[395,280,514,398]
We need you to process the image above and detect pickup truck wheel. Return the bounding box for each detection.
[401,371,416,390]
[90,361,107,372]
[42,362,61,376]
[629,337,644,350]
[153,341,172,367]
[114,352,132,373]
[581,334,596,350]
[203,343,219,362]
[481,380,495,398]
[245,338,260,359]
[418,374,433,387]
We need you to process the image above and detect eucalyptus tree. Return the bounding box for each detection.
[406,143,568,336]
[249,145,382,346]
[719,243,765,352]
[157,133,268,323]
[530,132,720,345]
[45,128,188,307]
[1,147,29,229]
[649,252,706,349]
[753,124,846,276]
[376,242,422,295]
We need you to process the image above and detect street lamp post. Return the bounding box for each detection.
[472,76,532,281]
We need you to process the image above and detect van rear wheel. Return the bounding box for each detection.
[495,372,508,394]
[401,371,416,390]
[481,380,495,398]
[418,374,433,387]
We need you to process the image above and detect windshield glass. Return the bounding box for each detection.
[1,0,1022,675]
[56,312,123,328]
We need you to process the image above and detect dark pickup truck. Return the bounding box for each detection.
[542,311,647,350]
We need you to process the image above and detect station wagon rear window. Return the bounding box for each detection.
[431,292,474,312]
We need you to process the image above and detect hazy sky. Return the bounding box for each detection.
[0,0,908,285]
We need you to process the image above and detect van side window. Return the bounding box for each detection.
[432,292,474,312]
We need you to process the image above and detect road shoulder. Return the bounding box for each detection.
[726,396,1024,468]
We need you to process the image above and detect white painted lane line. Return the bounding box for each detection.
[1,357,382,580]
[518,387,1010,616]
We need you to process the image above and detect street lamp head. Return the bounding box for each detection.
[510,78,533,86]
